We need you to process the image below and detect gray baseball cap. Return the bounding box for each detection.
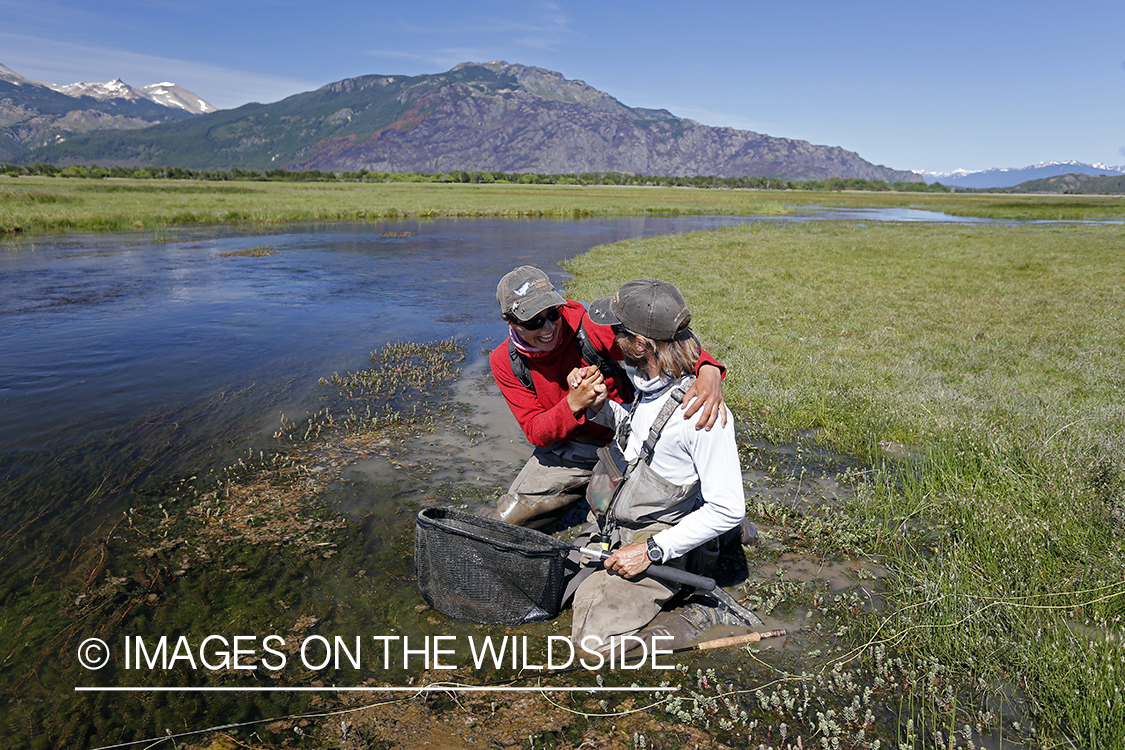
[588,279,692,341]
[496,265,566,321]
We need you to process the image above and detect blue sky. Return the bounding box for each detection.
[2,0,1122,174]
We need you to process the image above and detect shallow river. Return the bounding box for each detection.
[0,211,1037,749]
[2,217,773,554]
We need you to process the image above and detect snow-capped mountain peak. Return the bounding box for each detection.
[52,77,141,101]
[139,82,217,114]
[918,161,1125,188]
[0,64,218,115]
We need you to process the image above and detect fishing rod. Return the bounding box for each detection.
[673,627,787,653]
[574,545,716,591]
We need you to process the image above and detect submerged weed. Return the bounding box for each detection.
[217,245,276,257]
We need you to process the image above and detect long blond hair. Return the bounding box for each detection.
[647,329,701,380]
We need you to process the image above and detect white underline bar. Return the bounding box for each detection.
[75,686,677,693]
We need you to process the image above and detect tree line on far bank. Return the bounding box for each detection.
[0,162,951,193]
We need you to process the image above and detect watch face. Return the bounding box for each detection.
[647,539,661,561]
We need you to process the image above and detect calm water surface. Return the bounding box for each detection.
[1,217,760,546]
[0,212,1044,748]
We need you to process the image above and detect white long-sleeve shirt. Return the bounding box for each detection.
[592,370,745,563]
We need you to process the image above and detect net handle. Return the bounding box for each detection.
[576,547,716,592]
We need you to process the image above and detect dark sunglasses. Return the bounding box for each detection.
[517,306,561,331]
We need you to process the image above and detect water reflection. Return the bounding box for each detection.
[0,217,762,561]
[0,213,1043,749]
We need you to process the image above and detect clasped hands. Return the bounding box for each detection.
[565,365,608,416]
[565,363,726,430]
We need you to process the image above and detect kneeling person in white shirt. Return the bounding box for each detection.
[570,279,746,657]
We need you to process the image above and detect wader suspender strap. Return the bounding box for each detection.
[600,376,696,538]
[574,323,632,400]
[614,376,696,468]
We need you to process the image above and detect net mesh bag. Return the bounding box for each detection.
[415,506,571,625]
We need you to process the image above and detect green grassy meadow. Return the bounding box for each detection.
[3,180,1123,747]
[3,176,1125,233]
[1,178,790,232]
[567,221,1125,748]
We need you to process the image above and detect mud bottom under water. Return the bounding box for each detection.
[21,357,1031,750]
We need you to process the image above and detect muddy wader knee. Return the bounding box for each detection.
[484,447,594,529]
[484,489,581,529]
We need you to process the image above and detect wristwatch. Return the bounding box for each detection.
[646,537,663,563]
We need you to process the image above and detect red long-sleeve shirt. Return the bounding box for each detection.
[490,300,722,448]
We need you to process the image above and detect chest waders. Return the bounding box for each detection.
[567,376,763,652]
[585,375,701,549]
[561,374,704,608]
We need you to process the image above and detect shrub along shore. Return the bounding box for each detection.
[3,180,1122,746]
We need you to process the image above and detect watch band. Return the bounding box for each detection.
[646,536,662,562]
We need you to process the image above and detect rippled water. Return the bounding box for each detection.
[0,212,1041,748]
[2,218,773,448]
[2,217,766,546]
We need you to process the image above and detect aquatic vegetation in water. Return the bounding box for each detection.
[216,245,276,257]
[2,339,470,750]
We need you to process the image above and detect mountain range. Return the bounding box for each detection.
[920,160,1125,189]
[983,171,1125,195]
[0,63,215,162]
[4,61,922,183]
[6,61,1114,189]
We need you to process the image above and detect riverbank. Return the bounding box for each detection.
[566,220,1125,748]
[3,177,1125,234]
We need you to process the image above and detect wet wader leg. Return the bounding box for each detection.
[631,608,709,652]
[617,592,766,654]
[570,568,679,658]
[484,451,592,529]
